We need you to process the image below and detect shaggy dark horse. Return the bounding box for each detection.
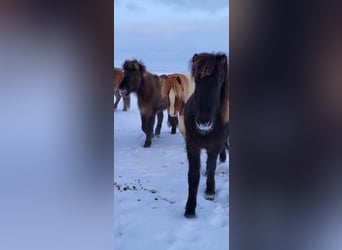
[184,53,229,218]
[119,60,168,147]
[114,68,130,111]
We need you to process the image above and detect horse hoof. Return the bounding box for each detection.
[204,193,215,201]
[143,141,151,148]
[184,211,196,218]
[171,129,176,134]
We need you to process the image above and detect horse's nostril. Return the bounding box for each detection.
[195,119,213,132]
[119,88,127,95]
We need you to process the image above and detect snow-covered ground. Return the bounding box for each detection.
[114,93,229,250]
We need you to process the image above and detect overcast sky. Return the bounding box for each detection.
[114,0,229,73]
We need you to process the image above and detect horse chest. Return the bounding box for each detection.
[187,126,227,150]
[137,99,153,115]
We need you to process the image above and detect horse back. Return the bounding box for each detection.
[114,69,124,90]
[138,72,167,115]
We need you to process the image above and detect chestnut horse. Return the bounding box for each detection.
[184,53,229,218]
[161,73,195,138]
[119,60,168,147]
[114,68,130,111]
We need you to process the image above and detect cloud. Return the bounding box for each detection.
[148,0,228,12]
[114,0,229,72]
[115,0,228,13]
[114,18,228,72]
[125,2,145,11]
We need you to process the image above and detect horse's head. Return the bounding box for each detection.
[191,53,228,133]
[119,60,145,96]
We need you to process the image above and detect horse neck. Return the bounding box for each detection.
[137,72,154,99]
[219,77,229,124]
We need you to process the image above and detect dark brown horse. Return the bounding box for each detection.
[114,68,130,111]
[119,60,168,147]
[184,53,229,218]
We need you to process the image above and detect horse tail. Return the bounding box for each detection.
[168,88,177,116]
[161,76,171,98]
[172,76,184,101]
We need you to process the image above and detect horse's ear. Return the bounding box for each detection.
[138,61,146,72]
[219,55,227,65]
[192,53,198,62]
[122,61,128,70]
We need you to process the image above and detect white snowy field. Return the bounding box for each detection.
[114,94,229,250]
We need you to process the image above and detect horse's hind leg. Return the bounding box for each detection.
[154,111,163,137]
[113,90,121,110]
[185,145,201,218]
[168,114,178,134]
[205,151,219,200]
[143,115,155,147]
[122,94,130,111]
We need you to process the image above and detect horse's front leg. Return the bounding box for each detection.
[140,114,147,134]
[205,151,219,200]
[219,144,227,162]
[154,111,163,137]
[143,115,155,147]
[178,113,186,140]
[185,144,201,218]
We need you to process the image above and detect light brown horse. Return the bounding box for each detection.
[161,73,195,139]
[114,68,130,111]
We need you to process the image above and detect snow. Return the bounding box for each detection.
[114,93,229,250]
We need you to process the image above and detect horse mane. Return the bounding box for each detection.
[191,53,229,124]
[122,59,147,75]
[220,63,229,124]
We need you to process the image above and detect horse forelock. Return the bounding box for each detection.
[191,55,216,79]
[191,53,229,124]
[191,53,227,81]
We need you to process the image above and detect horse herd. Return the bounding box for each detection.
[114,52,230,218]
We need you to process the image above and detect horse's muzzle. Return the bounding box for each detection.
[119,88,127,96]
[195,119,213,133]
